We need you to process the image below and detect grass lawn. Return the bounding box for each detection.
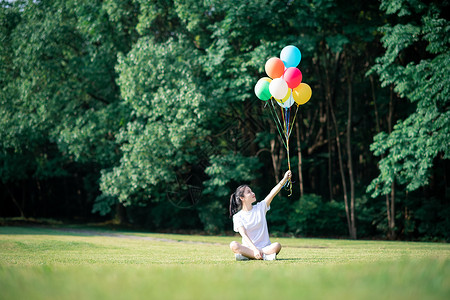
[0,226,449,300]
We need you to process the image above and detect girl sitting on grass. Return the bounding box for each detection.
[229,170,292,261]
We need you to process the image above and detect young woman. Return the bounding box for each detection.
[229,170,292,260]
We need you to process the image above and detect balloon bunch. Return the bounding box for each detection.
[254,45,312,196]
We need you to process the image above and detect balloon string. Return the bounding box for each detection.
[270,98,286,138]
[268,98,296,197]
[288,104,300,138]
[268,98,287,149]
[281,106,293,197]
[285,108,289,138]
[269,99,287,149]
[281,106,289,140]
[286,121,292,197]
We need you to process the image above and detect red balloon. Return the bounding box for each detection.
[283,67,302,89]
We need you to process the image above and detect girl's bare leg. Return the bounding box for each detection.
[262,242,282,255]
[229,241,257,259]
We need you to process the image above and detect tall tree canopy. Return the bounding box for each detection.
[368,0,449,195]
[1,0,448,240]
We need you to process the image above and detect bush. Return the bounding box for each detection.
[287,194,347,237]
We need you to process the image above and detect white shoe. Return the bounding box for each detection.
[263,253,277,261]
[235,254,250,261]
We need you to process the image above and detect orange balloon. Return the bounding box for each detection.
[292,83,312,105]
[265,57,285,79]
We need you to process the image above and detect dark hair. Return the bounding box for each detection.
[229,185,248,218]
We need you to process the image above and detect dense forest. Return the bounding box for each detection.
[1,0,449,241]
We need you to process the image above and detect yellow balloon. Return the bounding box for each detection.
[280,88,292,103]
[292,83,312,105]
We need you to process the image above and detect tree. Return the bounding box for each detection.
[2,0,447,240]
[367,0,450,237]
[299,0,383,239]
[96,0,269,231]
[0,0,136,219]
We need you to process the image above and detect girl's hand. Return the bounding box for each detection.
[283,170,292,181]
[253,249,263,260]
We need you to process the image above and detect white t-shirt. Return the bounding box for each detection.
[232,200,271,249]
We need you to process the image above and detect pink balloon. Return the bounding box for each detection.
[283,67,302,89]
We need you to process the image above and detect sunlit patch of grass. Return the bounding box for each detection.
[0,226,449,299]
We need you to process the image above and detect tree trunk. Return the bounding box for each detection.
[36,179,43,217]
[114,202,127,224]
[326,101,333,201]
[329,96,354,238]
[345,63,357,239]
[5,184,25,218]
[295,121,304,197]
[388,181,396,239]
[387,86,396,239]
[371,75,396,239]
[325,51,356,239]
[270,125,284,183]
[369,74,381,132]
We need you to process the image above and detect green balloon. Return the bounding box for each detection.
[254,79,272,101]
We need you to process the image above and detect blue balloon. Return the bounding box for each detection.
[280,45,301,68]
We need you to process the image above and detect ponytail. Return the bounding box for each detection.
[229,185,248,218]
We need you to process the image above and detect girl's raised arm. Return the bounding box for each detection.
[263,170,292,207]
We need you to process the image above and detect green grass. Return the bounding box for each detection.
[1,226,449,300]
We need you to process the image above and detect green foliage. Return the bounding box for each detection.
[367,0,450,197]
[1,0,448,240]
[287,194,347,237]
[200,153,262,233]
[91,194,117,217]
[0,0,136,217]
[203,154,262,197]
[98,35,209,209]
[415,199,450,242]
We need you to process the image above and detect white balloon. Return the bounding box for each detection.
[269,78,288,100]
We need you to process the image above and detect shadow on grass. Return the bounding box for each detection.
[0,225,229,246]
[0,224,161,242]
